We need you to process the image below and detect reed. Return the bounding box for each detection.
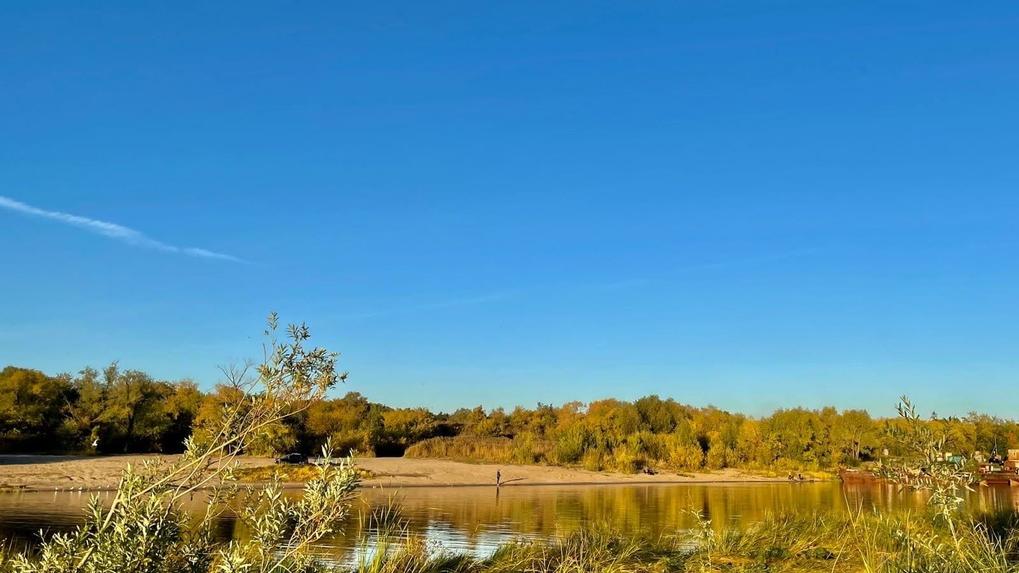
[334,509,1019,573]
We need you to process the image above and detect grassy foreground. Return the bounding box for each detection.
[348,509,1019,573]
[3,505,1018,572]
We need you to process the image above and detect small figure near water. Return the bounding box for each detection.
[496,470,501,487]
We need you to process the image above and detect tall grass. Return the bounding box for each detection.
[336,509,1019,573]
[404,436,547,465]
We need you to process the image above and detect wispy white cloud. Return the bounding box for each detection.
[0,195,243,262]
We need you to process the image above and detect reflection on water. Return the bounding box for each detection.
[2,482,1018,564]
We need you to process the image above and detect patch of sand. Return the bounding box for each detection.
[357,458,796,487]
[0,454,801,492]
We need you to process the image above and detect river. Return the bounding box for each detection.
[2,482,1018,565]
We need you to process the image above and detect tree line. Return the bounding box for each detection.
[2,363,1016,472]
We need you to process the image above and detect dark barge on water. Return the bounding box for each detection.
[976,448,1019,487]
[839,447,1019,487]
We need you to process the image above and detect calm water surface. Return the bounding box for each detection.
[2,482,1018,565]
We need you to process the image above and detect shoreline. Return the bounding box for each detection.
[0,454,827,493]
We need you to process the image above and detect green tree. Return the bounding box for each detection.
[159,380,204,453]
[0,366,72,451]
[836,409,877,464]
[64,366,110,451]
[634,395,678,433]
[104,365,171,452]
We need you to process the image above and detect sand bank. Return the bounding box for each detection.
[0,454,804,492]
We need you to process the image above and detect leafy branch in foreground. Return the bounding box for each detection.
[877,396,973,540]
[2,314,357,573]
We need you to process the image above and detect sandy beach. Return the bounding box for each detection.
[0,454,802,492]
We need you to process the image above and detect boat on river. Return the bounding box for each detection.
[976,448,1019,487]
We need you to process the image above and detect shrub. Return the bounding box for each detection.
[551,426,588,465]
[404,436,516,463]
[1,314,359,573]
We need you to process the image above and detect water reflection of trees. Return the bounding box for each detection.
[347,483,1019,542]
[4,483,1019,564]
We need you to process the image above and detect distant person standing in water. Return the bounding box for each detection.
[496,470,501,487]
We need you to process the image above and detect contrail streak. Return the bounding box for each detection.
[0,195,243,262]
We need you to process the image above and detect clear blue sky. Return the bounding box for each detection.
[2,2,1018,417]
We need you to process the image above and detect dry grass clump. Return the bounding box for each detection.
[404,436,519,464]
[235,464,325,483]
[482,527,680,573]
[235,464,375,483]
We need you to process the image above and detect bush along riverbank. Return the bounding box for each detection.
[7,356,1019,477]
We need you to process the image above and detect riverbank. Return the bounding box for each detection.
[0,454,821,492]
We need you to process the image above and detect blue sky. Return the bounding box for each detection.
[2,2,1018,417]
